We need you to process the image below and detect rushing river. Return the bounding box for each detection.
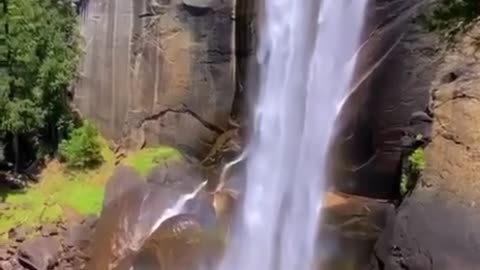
[216,1,368,270]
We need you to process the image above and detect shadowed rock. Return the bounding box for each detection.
[368,22,480,270]
[330,0,437,199]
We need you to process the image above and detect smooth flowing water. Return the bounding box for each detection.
[217,1,368,270]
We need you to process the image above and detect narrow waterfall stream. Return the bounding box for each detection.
[217,1,368,270]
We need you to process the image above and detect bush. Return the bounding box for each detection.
[422,0,480,38]
[400,148,426,196]
[59,121,103,169]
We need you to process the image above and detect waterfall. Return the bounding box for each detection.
[149,180,208,236]
[217,1,368,270]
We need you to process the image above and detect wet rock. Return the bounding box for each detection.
[18,237,62,270]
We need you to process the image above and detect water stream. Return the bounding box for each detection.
[148,180,208,236]
[217,1,368,270]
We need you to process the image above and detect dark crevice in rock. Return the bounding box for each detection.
[140,105,224,134]
[440,133,463,145]
[374,249,386,270]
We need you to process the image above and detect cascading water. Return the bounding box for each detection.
[217,1,368,270]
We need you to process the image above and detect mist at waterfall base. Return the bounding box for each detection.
[216,1,368,270]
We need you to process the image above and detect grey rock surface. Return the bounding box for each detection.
[75,0,235,155]
[331,0,438,199]
[368,12,480,270]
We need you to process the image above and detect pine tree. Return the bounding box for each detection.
[0,0,80,171]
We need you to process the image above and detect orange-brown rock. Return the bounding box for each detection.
[75,0,236,155]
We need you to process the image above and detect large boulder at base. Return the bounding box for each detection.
[368,22,480,270]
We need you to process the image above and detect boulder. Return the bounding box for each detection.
[18,237,62,270]
[8,226,28,243]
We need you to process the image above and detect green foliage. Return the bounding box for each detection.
[400,148,426,197]
[0,0,81,168]
[0,174,104,236]
[59,121,103,169]
[421,0,480,38]
[123,147,182,176]
[409,148,426,171]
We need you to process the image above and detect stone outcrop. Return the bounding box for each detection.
[369,21,480,270]
[331,0,440,199]
[75,0,237,155]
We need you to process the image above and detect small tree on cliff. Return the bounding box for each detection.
[0,0,81,171]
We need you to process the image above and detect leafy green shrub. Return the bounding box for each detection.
[58,121,103,169]
[400,148,426,196]
[422,0,480,38]
[409,148,426,171]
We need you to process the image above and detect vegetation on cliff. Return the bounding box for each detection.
[400,148,426,197]
[423,0,480,38]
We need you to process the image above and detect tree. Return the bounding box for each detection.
[0,0,81,172]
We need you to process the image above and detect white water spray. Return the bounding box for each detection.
[217,1,368,270]
[149,180,207,235]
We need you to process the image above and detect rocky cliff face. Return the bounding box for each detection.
[74,0,237,156]
[331,0,437,199]
[370,22,480,270]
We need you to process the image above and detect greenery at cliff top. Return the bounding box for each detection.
[0,140,181,238]
[422,0,480,38]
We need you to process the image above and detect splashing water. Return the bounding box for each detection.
[149,180,207,236]
[217,1,368,270]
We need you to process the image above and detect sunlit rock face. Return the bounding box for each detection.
[331,0,436,199]
[75,0,235,155]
